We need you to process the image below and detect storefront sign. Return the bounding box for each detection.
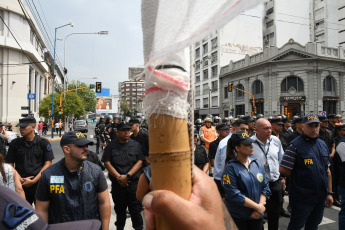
[280,96,306,102]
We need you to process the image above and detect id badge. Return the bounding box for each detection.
[264,163,270,173]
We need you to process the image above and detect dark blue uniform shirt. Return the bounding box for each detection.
[222,159,271,220]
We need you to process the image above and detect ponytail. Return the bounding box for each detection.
[225,138,237,163]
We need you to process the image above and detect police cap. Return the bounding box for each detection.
[302,114,320,124]
[128,118,140,126]
[60,131,94,147]
[327,114,336,119]
[270,118,284,125]
[336,124,345,131]
[16,116,36,127]
[117,121,131,130]
[318,116,329,122]
[230,131,254,146]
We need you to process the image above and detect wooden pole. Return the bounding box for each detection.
[149,114,192,230]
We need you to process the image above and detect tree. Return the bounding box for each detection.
[68,80,97,113]
[120,99,130,116]
[39,93,85,118]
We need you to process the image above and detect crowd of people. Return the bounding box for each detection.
[0,112,345,230]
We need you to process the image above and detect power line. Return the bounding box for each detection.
[240,13,344,32]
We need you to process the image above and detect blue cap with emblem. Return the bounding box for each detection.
[0,185,101,229]
[60,131,94,147]
[302,114,320,124]
[230,131,255,146]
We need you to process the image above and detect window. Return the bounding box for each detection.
[235,104,245,117]
[203,56,209,67]
[211,65,218,77]
[195,60,200,71]
[211,51,217,64]
[323,76,336,96]
[211,37,218,50]
[195,86,200,96]
[224,86,229,99]
[30,30,34,44]
[281,76,304,93]
[203,43,208,54]
[252,80,263,97]
[211,80,218,92]
[203,69,208,80]
[236,84,245,99]
[195,48,200,59]
[195,73,200,83]
[266,20,274,28]
[203,98,209,108]
[212,96,218,107]
[203,83,209,95]
[196,99,201,109]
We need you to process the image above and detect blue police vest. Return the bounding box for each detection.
[290,135,329,204]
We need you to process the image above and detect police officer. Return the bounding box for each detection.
[335,125,345,228]
[129,118,149,166]
[327,114,337,134]
[208,123,230,168]
[35,131,111,229]
[193,133,209,173]
[95,117,105,154]
[250,118,284,230]
[0,122,8,157]
[280,114,333,230]
[287,116,303,143]
[5,116,54,205]
[222,131,271,229]
[101,117,116,146]
[282,118,293,136]
[243,116,256,137]
[271,118,288,151]
[102,122,144,230]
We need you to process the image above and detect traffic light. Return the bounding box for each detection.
[284,107,288,115]
[58,106,63,115]
[96,82,102,93]
[254,107,257,114]
[251,111,254,116]
[228,82,233,92]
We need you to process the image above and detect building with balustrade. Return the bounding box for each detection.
[219,39,345,119]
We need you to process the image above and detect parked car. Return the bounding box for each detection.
[73,120,88,133]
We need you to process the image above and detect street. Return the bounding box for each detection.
[44,124,340,230]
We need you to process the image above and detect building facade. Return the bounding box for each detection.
[118,80,145,116]
[219,40,345,119]
[310,0,345,47]
[193,6,263,119]
[0,0,64,124]
[263,0,310,48]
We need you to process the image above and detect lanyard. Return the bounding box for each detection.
[255,140,271,159]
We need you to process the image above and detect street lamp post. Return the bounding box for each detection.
[51,22,73,138]
[62,31,107,131]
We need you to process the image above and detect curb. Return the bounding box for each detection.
[48,138,61,141]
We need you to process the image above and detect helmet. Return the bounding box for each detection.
[222,117,229,123]
[204,117,212,123]
[214,116,220,121]
[228,116,233,121]
[114,114,122,120]
[195,119,202,125]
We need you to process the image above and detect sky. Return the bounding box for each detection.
[27,0,143,95]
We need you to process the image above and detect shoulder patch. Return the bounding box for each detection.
[46,144,52,151]
[256,173,264,183]
[50,176,64,184]
[83,182,94,192]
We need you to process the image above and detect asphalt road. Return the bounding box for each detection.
[44,124,340,229]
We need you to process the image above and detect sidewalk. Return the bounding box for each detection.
[43,129,65,141]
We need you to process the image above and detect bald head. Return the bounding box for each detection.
[255,118,272,143]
